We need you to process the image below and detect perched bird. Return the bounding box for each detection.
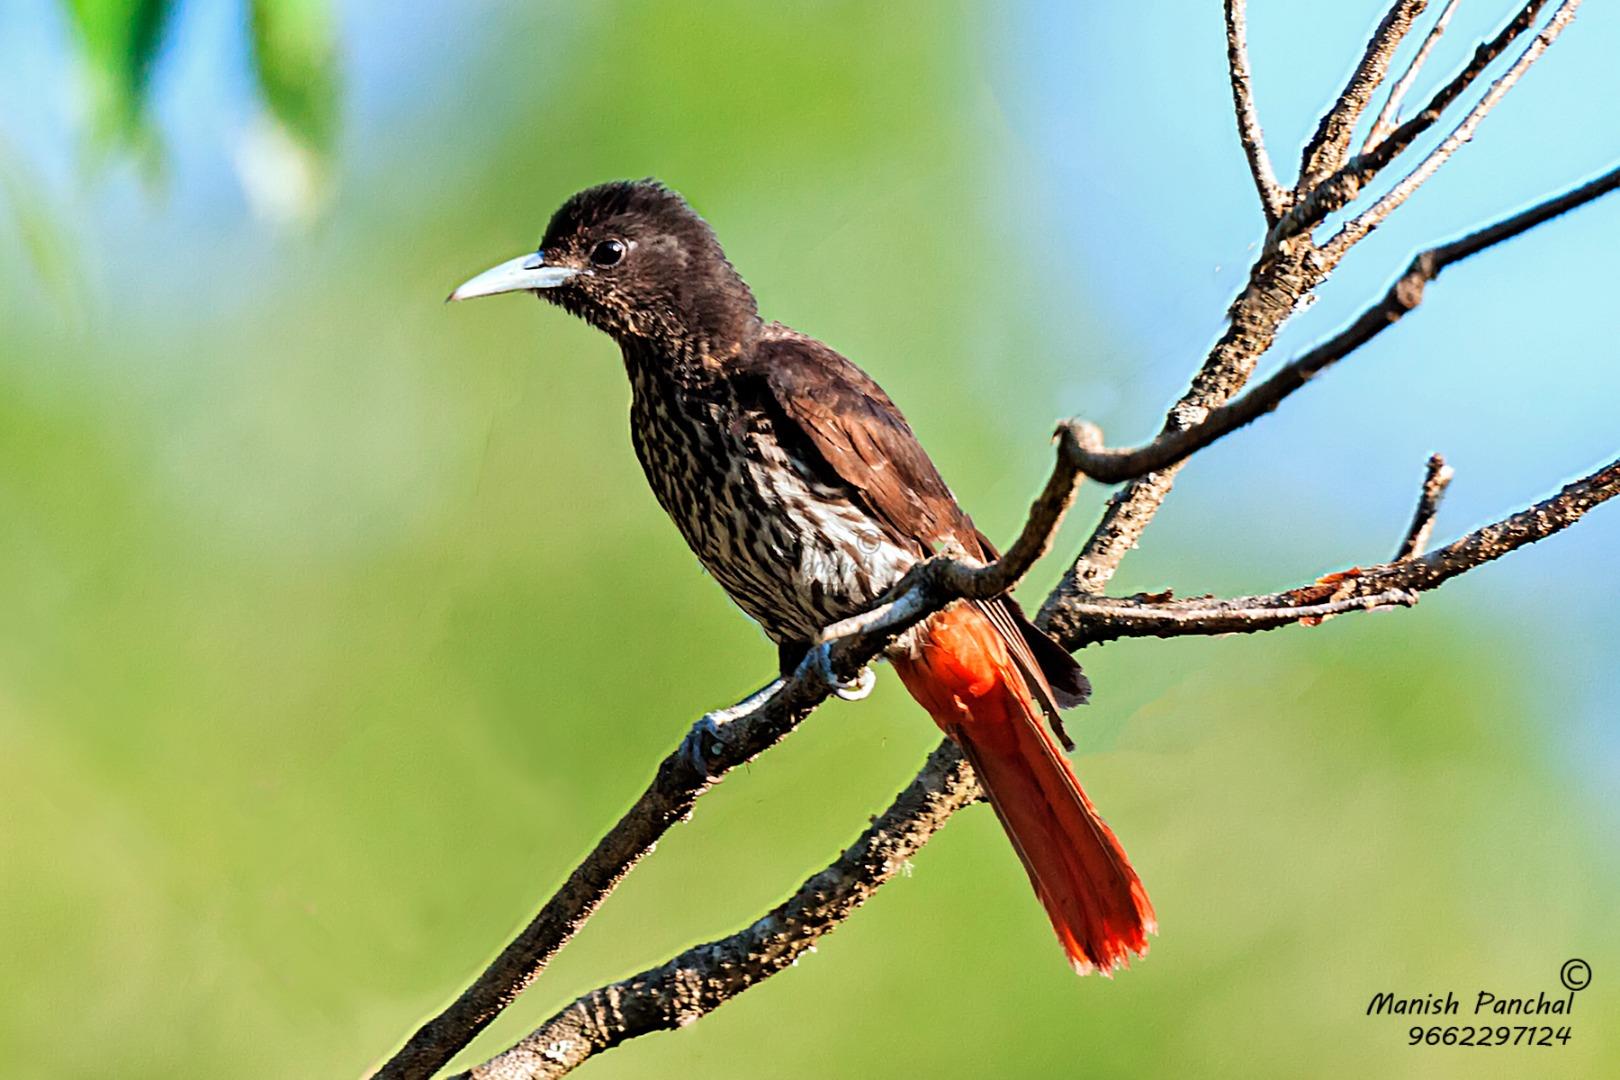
[449,180,1154,973]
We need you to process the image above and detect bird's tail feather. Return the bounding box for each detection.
[890,602,1154,974]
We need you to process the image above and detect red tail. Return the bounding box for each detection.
[890,603,1154,974]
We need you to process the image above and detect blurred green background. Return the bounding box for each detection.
[2,2,1616,1077]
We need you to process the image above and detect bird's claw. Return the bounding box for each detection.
[678,678,786,780]
[680,715,730,779]
[808,642,877,701]
[834,665,876,701]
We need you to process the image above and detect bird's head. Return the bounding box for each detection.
[449,179,759,358]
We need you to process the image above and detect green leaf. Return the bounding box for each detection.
[62,0,174,158]
[248,0,339,156]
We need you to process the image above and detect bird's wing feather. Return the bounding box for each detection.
[741,327,1087,729]
[745,327,971,552]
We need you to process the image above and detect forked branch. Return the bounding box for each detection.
[1297,0,1429,185]
[1364,0,1462,152]
[1056,163,1620,489]
[1278,0,1575,247]
[1324,0,1586,261]
[451,741,978,1080]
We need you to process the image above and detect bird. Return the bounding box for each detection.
[448,179,1154,974]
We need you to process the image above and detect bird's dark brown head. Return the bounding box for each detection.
[450,180,760,359]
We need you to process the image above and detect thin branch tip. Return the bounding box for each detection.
[1326,0,1585,260]
[1279,0,1577,257]
[1297,0,1430,186]
[1397,453,1454,561]
[1224,0,1288,223]
[1365,0,1462,152]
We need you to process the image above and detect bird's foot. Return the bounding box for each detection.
[807,642,877,701]
[834,665,876,701]
[680,715,730,779]
[679,678,785,779]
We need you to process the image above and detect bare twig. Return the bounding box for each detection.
[462,456,1620,1078]
[371,425,1098,1080]
[1395,453,1454,560]
[1039,163,1620,524]
[1224,0,1288,223]
[1323,1,1584,262]
[1039,241,1322,613]
[1325,457,1620,595]
[1360,0,1559,168]
[1042,455,1617,648]
[1045,0,1575,614]
[452,741,977,1080]
[1411,161,1620,259]
[1364,0,1462,152]
[1278,0,1560,244]
[1056,588,1421,644]
[1297,0,1430,185]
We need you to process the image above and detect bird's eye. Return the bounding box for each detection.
[589,239,627,267]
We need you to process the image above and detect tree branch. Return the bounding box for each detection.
[1056,588,1421,644]
[371,424,1101,1080]
[1297,0,1429,186]
[1319,456,1620,597]
[1277,0,1565,245]
[1395,453,1454,560]
[1224,0,1288,223]
[1030,162,1613,650]
[996,454,1617,651]
[1037,237,1321,611]
[1322,0,1584,263]
[1062,173,1581,482]
[463,455,1620,1078]
[451,740,977,1080]
[1364,0,1462,152]
[1043,1,1580,617]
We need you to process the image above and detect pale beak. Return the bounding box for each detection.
[447,252,581,302]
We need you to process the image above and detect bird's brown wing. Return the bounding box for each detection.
[745,328,973,555]
[741,327,1088,730]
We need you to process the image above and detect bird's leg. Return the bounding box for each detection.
[680,677,784,778]
[806,593,929,702]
